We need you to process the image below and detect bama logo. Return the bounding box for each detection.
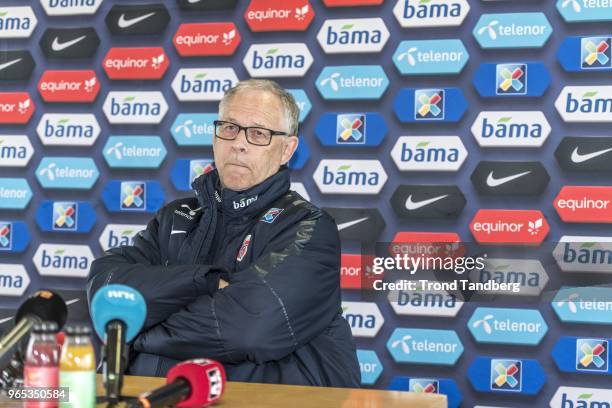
[0,136,33,167]
[99,224,145,251]
[0,92,35,124]
[393,39,468,75]
[103,136,167,169]
[243,43,313,77]
[558,35,612,72]
[33,244,93,278]
[172,68,238,102]
[35,157,99,190]
[470,209,549,246]
[555,86,612,122]
[388,287,463,317]
[471,111,550,148]
[41,0,103,16]
[316,65,388,100]
[468,307,547,346]
[103,47,169,80]
[391,136,467,172]
[552,337,611,375]
[554,186,612,223]
[36,114,100,146]
[173,23,240,57]
[171,114,217,146]
[245,1,314,32]
[470,258,549,297]
[468,357,546,395]
[557,0,612,22]
[0,7,37,38]
[554,236,612,273]
[550,386,612,408]
[386,328,463,366]
[317,18,389,54]
[393,88,467,123]
[393,0,469,28]
[103,92,168,124]
[553,286,612,325]
[313,159,387,195]
[38,70,99,103]
[0,178,32,209]
[341,301,384,338]
[0,264,29,296]
[473,13,552,49]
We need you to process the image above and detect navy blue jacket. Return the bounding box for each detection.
[87,167,360,387]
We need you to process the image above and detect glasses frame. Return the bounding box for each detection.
[213,120,291,147]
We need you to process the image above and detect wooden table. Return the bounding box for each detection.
[0,375,447,407]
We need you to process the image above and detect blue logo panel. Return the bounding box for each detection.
[393,39,469,75]
[468,307,548,346]
[468,357,545,395]
[316,65,389,100]
[473,13,552,49]
[393,88,467,123]
[388,377,462,408]
[558,35,612,72]
[35,201,96,234]
[35,157,99,190]
[315,112,387,147]
[553,337,611,375]
[288,137,310,170]
[170,113,217,146]
[170,158,214,191]
[386,328,463,366]
[0,221,29,253]
[102,181,165,213]
[103,136,167,169]
[552,286,612,325]
[0,178,32,210]
[357,349,383,385]
[473,62,550,98]
[288,89,312,123]
[557,0,612,22]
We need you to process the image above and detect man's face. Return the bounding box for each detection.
[214,89,298,191]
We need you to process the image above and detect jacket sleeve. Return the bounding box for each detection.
[132,209,342,364]
[86,207,222,331]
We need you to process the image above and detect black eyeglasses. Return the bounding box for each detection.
[214,120,290,146]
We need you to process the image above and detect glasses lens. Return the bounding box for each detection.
[216,122,238,139]
[247,127,272,146]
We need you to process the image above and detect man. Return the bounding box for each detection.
[87,79,360,387]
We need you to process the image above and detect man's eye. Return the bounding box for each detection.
[224,124,238,132]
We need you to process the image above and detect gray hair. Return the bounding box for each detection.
[218,79,300,136]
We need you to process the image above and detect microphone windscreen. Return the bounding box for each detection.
[15,290,67,329]
[90,284,147,342]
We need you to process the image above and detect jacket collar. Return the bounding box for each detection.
[191,165,291,220]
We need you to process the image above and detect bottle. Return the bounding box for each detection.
[59,325,96,408]
[24,321,60,408]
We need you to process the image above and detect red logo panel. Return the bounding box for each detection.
[322,0,383,6]
[554,186,612,223]
[245,0,314,32]
[0,92,35,124]
[173,23,240,57]
[38,70,100,103]
[340,254,378,290]
[389,232,463,258]
[103,47,169,80]
[470,209,549,245]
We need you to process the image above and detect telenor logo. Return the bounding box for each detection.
[356,350,383,385]
[317,18,389,54]
[171,114,217,146]
[387,328,464,366]
[394,88,467,123]
[103,91,168,124]
[36,113,100,146]
[313,160,387,195]
[470,209,549,245]
[103,47,169,80]
[393,39,468,75]
[33,244,93,278]
[0,178,32,209]
[41,0,103,16]
[473,12,552,49]
[0,264,30,296]
[341,301,384,338]
[0,135,33,168]
[553,286,612,325]
[555,86,612,122]
[245,1,315,32]
[36,157,99,190]
[288,89,311,123]
[103,136,167,169]
[554,186,612,223]
[105,3,170,35]
[316,65,388,100]
[38,70,100,103]
[172,68,238,102]
[557,0,612,22]
[39,27,99,59]
[0,92,35,124]
[99,224,145,251]
[391,136,468,172]
[393,0,470,28]
[243,43,313,77]
[173,23,240,57]
[553,236,612,274]
[468,307,547,345]
[0,7,37,39]
[471,111,550,148]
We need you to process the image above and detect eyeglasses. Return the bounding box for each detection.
[214,120,290,146]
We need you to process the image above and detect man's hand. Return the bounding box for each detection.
[219,279,229,289]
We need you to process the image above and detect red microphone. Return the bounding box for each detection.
[134,359,226,408]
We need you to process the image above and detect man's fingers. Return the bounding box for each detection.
[219,279,229,289]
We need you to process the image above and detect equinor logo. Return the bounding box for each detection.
[393,0,469,28]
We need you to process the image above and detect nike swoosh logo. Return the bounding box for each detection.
[188,0,201,3]
[118,12,156,29]
[486,170,531,187]
[0,317,12,324]
[571,147,612,163]
[337,217,368,231]
[51,35,86,52]
[66,298,80,306]
[405,194,449,210]
[171,230,187,235]
[0,58,22,72]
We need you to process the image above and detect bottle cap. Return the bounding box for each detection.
[32,321,59,333]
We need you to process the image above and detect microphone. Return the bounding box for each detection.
[133,359,226,408]
[0,290,67,372]
[91,284,146,405]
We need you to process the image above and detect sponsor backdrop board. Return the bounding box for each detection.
[1,0,611,406]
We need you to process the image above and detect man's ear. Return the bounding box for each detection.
[280,136,299,166]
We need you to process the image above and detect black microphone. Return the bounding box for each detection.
[0,290,67,373]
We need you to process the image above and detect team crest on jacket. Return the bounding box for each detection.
[237,234,252,262]
[261,208,284,224]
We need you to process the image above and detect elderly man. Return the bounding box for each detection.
[87,79,360,387]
